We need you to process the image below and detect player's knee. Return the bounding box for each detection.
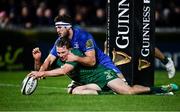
[71,89,80,94]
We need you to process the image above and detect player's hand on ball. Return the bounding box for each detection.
[28,71,45,79]
[32,47,41,61]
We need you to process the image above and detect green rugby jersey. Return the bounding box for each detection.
[56,49,116,85]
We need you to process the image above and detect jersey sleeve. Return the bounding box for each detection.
[50,38,60,57]
[50,45,57,57]
[80,32,96,52]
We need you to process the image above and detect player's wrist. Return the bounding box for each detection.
[77,55,80,61]
[74,55,79,62]
[42,71,46,77]
[34,59,41,64]
[34,58,41,62]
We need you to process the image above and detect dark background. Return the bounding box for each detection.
[0,0,179,71]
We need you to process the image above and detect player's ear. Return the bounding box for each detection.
[66,27,71,30]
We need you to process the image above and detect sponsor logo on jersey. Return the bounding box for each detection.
[74,42,79,48]
[86,39,94,49]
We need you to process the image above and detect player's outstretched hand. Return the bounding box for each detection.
[28,71,45,80]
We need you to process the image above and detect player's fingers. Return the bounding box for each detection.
[32,76,37,80]
[27,72,32,77]
[30,72,39,79]
[29,73,36,79]
[29,71,37,77]
[38,77,43,80]
[32,48,40,53]
[32,47,38,52]
[33,49,39,54]
[34,47,39,50]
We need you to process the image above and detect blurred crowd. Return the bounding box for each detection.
[156,0,180,27]
[0,0,179,29]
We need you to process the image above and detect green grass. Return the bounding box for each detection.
[0,71,180,111]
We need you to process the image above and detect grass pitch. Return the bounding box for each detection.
[0,71,180,111]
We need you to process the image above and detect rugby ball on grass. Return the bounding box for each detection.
[21,76,38,95]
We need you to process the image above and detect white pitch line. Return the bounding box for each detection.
[0,83,66,90]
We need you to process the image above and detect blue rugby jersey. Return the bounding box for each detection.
[50,27,121,74]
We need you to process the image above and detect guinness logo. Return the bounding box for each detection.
[138,59,151,70]
[112,48,131,66]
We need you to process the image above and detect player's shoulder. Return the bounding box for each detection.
[74,27,90,37]
[74,27,86,33]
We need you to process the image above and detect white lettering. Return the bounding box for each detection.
[116,0,130,49]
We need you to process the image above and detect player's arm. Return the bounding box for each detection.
[67,49,96,66]
[30,64,74,78]
[67,38,96,66]
[73,50,96,66]
[76,37,96,66]
[34,60,41,71]
[32,47,42,71]
[39,54,56,71]
[43,64,74,77]
[33,54,41,70]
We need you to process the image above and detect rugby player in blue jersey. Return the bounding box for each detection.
[35,14,128,92]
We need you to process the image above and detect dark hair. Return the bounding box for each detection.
[54,14,72,24]
[56,37,71,49]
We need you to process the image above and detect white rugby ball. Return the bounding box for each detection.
[21,76,38,95]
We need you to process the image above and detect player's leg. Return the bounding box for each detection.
[107,78,178,95]
[117,73,127,84]
[72,83,101,95]
[155,47,166,62]
[107,78,150,94]
[155,47,175,78]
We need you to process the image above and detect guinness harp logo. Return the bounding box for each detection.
[112,48,131,66]
[138,59,151,70]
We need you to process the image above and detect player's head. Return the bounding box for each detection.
[56,37,71,61]
[54,14,72,25]
[54,15,72,38]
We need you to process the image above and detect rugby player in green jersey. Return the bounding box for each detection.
[29,37,178,95]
